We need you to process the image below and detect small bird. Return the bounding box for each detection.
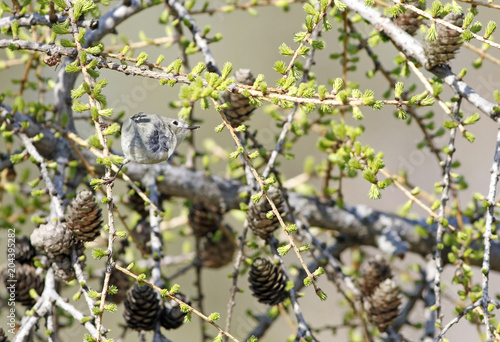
[103,113,199,183]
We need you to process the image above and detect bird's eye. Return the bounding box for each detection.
[172,120,179,126]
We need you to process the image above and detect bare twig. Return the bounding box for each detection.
[166,0,220,74]
[433,98,461,330]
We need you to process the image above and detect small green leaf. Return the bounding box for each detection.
[221,62,232,80]
[311,40,325,50]
[279,43,294,56]
[316,290,328,301]
[362,169,377,184]
[394,82,404,99]
[102,123,120,136]
[426,24,438,41]
[52,21,70,35]
[303,3,317,16]
[277,244,291,256]
[98,108,114,117]
[369,184,381,199]
[208,312,220,322]
[464,131,475,142]
[92,248,107,259]
[73,0,96,21]
[463,113,480,125]
[461,29,473,42]
[273,61,286,74]
[485,21,497,38]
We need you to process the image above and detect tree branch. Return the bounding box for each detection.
[0,13,98,29]
[345,0,499,119]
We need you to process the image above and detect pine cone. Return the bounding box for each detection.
[199,230,235,268]
[188,201,221,237]
[31,221,85,281]
[248,258,288,305]
[365,278,401,332]
[105,268,131,304]
[393,1,425,36]
[66,190,103,242]
[123,283,160,331]
[11,236,36,265]
[50,241,85,282]
[220,69,256,127]
[2,263,44,306]
[159,292,191,330]
[358,255,392,297]
[0,327,9,342]
[426,12,464,69]
[31,222,77,257]
[247,187,286,240]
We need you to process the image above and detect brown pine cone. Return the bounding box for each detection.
[66,190,103,242]
[31,222,75,257]
[365,278,401,332]
[11,236,36,265]
[105,268,131,304]
[159,292,191,330]
[188,201,221,237]
[426,12,464,69]
[123,283,160,331]
[31,221,85,281]
[247,187,286,240]
[393,1,425,36]
[358,255,392,297]
[2,263,44,306]
[248,258,288,305]
[199,230,235,268]
[50,241,85,282]
[220,69,256,127]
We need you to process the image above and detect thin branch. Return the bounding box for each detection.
[0,13,98,29]
[1,39,424,109]
[345,0,499,119]
[464,42,500,67]
[456,0,500,9]
[379,168,457,232]
[433,98,461,330]
[224,222,249,341]
[166,0,220,74]
[17,131,65,220]
[434,301,482,342]
[479,117,500,341]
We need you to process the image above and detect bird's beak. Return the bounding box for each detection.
[187,126,200,131]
